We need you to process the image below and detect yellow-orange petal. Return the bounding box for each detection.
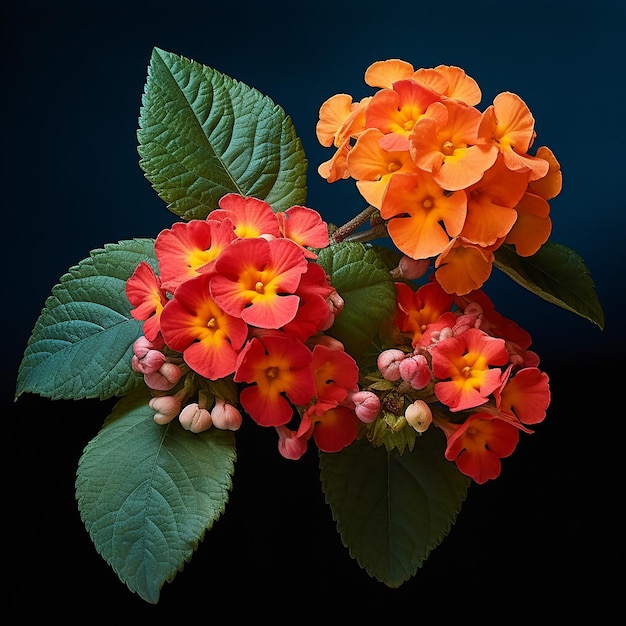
[434,239,494,295]
[364,59,415,88]
[316,94,354,147]
[433,145,498,191]
[348,128,419,207]
[505,192,552,256]
[483,91,536,152]
[318,142,351,182]
[462,194,518,247]
[415,65,481,106]
[528,146,562,200]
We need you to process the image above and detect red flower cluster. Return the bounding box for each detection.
[369,280,550,483]
[125,193,378,457]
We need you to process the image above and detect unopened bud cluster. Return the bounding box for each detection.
[132,336,241,434]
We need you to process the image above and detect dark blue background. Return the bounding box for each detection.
[4,0,624,618]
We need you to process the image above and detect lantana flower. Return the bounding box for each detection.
[210,236,308,329]
[434,413,521,484]
[379,171,468,260]
[154,218,237,292]
[234,333,316,427]
[430,327,510,411]
[158,273,249,380]
[408,98,497,191]
[275,205,330,258]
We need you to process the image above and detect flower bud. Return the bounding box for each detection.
[179,402,213,433]
[210,399,243,431]
[377,349,405,381]
[464,302,483,318]
[132,349,166,374]
[350,390,380,423]
[144,362,182,391]
[150,394,182,425]
[133,335,165,359]
[390,256,430,280]
[405,400,433,433]
[275,425,308,460]
[319,290,345,331]
[401,354,431,390]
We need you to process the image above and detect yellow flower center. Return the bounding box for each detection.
[207,317,216,328]
[442,140,455,156]
[387,161,401,173]
[422,198,433,209]
[255,281,265,293]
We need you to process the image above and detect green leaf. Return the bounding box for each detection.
[137,47,308,220]
[494,242,605,329]
[318,243,397,359]
[75,388,236,604]
[320,429,470,587]
[16,239,157,401]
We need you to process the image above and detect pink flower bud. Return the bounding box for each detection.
[319,291,345,331]
[377,349,405,381]
[133,335,165,358]
[275,425,308,460]
[398,356,418,382]
[149,394,182,425]
[350,390,380,423]
[328,290,344,315]
[405,400,433,433]
[464,302,483,318]
[179,402,213,433]
[390,256,430,280]
[210,399,243,431]
[132,349,166,374]
[452,313,481,336]
[144,362,182,391]
[406,354,431,390]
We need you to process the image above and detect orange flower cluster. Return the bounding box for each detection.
[317,59,563,295]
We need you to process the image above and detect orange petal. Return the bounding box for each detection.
[364,59,415,88]
[316,94,354,146]
[434,239,494,295]
[528,146,562,200]
[505,192,552,256]
[415,65,482,106]
[348,128,419,207]
[462,194,518,247]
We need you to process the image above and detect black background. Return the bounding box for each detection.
[4,0,624,619]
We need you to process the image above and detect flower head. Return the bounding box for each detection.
[431,328,509,411]
[380,171,467,260]
[210,237,308,329]
[234,333,316,427]
[159,274,248,380]
[436,413,520,484]
[154,219,237,292]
